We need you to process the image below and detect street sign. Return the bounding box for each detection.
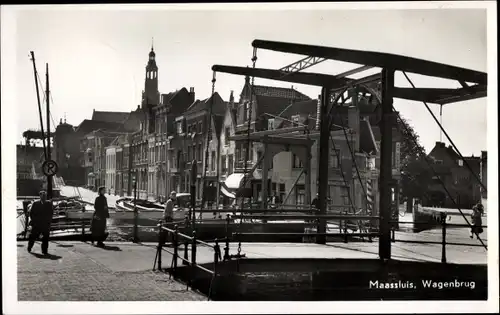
[42,160,58,177]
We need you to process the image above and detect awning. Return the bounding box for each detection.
[225,173,245,190]
[88,172,95,177]
[220,184,236,199]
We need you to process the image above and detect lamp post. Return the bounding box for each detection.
[132,171,138,243]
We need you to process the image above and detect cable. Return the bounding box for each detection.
[200,72,217,219]
[402,71,486,193]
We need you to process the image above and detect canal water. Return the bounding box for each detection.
[177,259,488,301]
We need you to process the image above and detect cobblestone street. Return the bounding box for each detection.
[17,241,205,301]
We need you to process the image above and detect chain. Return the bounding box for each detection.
[201,72,217,214]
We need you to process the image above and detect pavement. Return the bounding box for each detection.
[17,241,205,301]
[18,227,488,301]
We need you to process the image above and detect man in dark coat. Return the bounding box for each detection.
[27,191,53,254]
[91,186,109,247]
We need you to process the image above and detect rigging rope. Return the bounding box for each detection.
[234,48,259,262]
[393,107,487,250]
[402,72,486,193]
[200,71,217,220]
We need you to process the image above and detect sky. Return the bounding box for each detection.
[13,5,488,156]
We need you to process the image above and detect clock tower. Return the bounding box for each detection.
[142,44,159,109]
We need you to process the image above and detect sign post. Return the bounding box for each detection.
[42,160,58,200]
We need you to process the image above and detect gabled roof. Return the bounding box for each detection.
[252,85,312,117]
[253,85,310,100]
[76,120,125,135]
[212,115,224,138]
[278,99,318,118]
[184,92,226,116]
[92,110,130,123]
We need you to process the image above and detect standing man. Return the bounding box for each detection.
[91,186,109,247]
[160,191,176,246]
[27,191,53,254]
[164,191,176,223]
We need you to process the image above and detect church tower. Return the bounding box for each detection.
[142,43,159,109]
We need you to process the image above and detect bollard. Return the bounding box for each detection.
[343,211,348,243]
[224,237,230,261]
[441,212,447,264]
[81,220,85,241]
[225,214,230,236]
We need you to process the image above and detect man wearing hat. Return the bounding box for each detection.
[164,191,176,223]
[27,190,53,254]
[91,186,109,247]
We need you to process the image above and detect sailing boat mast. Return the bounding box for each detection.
[30,51,47,159]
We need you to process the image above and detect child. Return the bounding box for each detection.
[470,204,483,239]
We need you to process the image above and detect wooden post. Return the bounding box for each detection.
[261,136,269,210]
[190,160,197,229]
[81,220,85,240]
[158,221,163,271]
[183,239,189,266]
[191,230,197,265]
[173,225,179,272]
[343,210,348,243]
[317,87,330,244]
[378,68,395,260]
[304,145,312,207]
[441,212,447,264]
[46,63,53,200]
[133,180,138,243]
[224,214,230,261]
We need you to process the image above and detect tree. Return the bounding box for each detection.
[397,115,433,200]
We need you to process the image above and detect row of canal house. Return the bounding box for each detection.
[75,46,403,216]
[80,85,402,216]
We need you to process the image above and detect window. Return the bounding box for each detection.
[458,159,464,166]
[188,146,192,161]
[224,128,230,145]
[291,115,300,126]
[241,148,247,162]
[329,149,340,168]
[228,154,234,174]
[268,118,275,130]
[295,184,306,205]
[279,183,286,203]
[198,121,203,133]
[221,156,227,173]
[177,121,183,134]
[198,143,203,161]
[211,151,216,171]
[292,153,303,168]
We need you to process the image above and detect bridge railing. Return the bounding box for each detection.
[389,212,488,264]
[154,221,222,301]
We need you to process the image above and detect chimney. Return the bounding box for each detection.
[315,95,321,131]
[189,87,195,103]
